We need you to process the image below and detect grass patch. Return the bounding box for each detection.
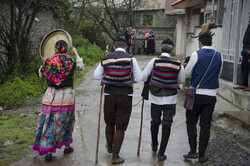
[74,65,92,87]
[0,113,35,165]
[75,89,86,96]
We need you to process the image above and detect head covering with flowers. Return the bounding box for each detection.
[41,40,76,87]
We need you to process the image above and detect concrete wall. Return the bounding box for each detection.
[135,27,175,54]
[186,26,244,83]
[133,10,177,28]
[184,26,242,82]
[189,14,200,33]
[138,0,165,10]
[134,26,175,54]
[30,12,67,50]
[154,27,175,54]
[175,15,185,58]
[185,26,223,57]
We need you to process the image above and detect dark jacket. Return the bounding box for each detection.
[243,24,250,49]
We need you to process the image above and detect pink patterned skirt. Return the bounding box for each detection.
[33,87,75,155]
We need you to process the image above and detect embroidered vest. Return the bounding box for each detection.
[101,57,133,86]
[150,57,181,89]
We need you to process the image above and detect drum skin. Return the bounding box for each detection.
[39,29,72,61]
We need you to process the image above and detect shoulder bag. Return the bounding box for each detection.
[184,51,216,110]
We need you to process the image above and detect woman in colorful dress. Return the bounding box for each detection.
[33,40,84,161]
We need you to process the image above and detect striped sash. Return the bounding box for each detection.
[150,58,181,89]
[101,57,133,86]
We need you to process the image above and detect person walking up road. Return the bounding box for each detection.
[94,38,142,164]
[33,40,84,161]
[234,23,250,91]
[142,39,186,161]
[182,32,223,163]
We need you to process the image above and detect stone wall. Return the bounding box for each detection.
[135,26,175,54]
[30,12,67,51]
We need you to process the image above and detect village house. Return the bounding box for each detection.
[133,0,177,54]
[169,0,250,111]
[169,0,250,85]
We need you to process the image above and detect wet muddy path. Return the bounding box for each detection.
[9,55,250,166]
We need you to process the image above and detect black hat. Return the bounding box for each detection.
[115,38,127,43]
[161,38,174,46]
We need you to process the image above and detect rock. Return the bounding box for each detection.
[3,139,13,146]
[20,113,28,118]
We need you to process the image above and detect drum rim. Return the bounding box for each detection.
[39,29,72,61]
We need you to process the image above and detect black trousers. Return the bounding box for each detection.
[104,95,132,131]
[186,94,216,129]
[241,48,250,87]
[151,103,176,127]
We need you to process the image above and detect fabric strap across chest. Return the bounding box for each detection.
[101,57,133,86]
[150,57,181,89]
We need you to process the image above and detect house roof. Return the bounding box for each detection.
[171,0,204,9]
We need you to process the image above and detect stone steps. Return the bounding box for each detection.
[212,79,250,138]
[218,79,250,111]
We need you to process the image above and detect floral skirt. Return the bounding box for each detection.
[33,87,75,155]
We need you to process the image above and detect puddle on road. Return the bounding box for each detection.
[75,109,87,119]
[74,109,89,152]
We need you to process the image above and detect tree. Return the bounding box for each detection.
[73,0,141,41]
[0,0,72,83]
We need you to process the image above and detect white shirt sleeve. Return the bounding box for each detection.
[94,63,104,80]
[142,58,155,82]
[38,65,43,78]
[177,65,186,84]
[219,53,224,76]
[132,57,143,83]
[184,52,198,76]
[75,56,84,71]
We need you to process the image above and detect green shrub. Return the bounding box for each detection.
[0,75,46,108]
[70,37,105,66]
[0,37,104,108]
[72,36,91,49]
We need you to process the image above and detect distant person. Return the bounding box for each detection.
[118,27,125,39]
[234,23,250,91]
[182,33,223,163]
[135,30,144,55]
[142,39,185,161]
[33,40,84,161]
[131,29,136,55]
[146,29,155,56]
[125,27,132,53]
[94,38,142,164]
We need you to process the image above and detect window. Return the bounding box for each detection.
[143,14,153,26]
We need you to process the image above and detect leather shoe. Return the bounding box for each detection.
[112,155,125,164]
[157,153,167,161]
[199,156,209,163]
[233,85,247,89]
[64,147,74,154]
[45,153,52,161]
[183,152,198,159]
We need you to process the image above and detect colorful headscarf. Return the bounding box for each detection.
[55,40,68,53]
[41,40,76,87]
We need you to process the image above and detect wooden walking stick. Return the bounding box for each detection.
[95,85,104,163]
[137,98,144,156]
